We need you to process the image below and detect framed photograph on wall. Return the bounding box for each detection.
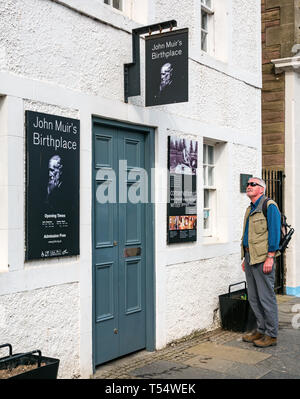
[167,136,197,244]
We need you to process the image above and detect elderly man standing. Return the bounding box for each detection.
[241,177,281,347]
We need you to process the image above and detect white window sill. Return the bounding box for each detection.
[102,2,124,15]
[191,49,229,73]
[201,4,214,15]
[203,186,216,190]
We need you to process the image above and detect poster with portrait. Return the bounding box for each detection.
[167,136,198,244]
[145,28,188,107]
[25,111,80,260]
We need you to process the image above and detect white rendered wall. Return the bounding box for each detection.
[231,0,261,75]
[293,72,300,292]
[0,283,80,378]
[0,0,262,376]
[165,254,245,342]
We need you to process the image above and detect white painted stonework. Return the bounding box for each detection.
[0,0,262,377]
[272,57,300,297]
[0,283,80,379]
[165,253,245,343]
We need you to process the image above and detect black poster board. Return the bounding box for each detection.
[25,111,80,260]
[167,136,197,244]
[145,28,188,106]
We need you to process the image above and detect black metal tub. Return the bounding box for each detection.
[0,344,59,379]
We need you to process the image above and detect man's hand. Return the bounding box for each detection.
[242,259,245,272]
[263,257,274,274]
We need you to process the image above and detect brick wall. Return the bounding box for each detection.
[261,0,296,170]
[261,0,289,170]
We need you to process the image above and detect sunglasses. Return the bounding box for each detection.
[247,182,262,187]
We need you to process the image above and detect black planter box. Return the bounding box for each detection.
[219,281,257,332]
[0,344,59,379]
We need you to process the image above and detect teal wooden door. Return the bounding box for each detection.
[93,121,148,365]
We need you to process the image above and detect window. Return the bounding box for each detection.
[203,141,228,241]
[203,143,215,236]
[104,0,123,11]
[201,0,214,52]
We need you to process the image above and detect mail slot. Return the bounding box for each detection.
[124,247,141,258]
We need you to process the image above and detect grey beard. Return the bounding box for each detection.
[160,79,172,91]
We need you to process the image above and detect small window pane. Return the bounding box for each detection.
[201,31,207,52]
[201,11,208,30]
[202,0,212,7]
[203,166,207,186]
[208,166,214,186]
[113,0,122,10]
[203,209,210,229]
[208,145,214,164]
[204,189,209,208]
[203,144,207,163]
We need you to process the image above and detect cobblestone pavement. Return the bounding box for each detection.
[93,295,300,380]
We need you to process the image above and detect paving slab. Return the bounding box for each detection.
[276,295,294,304]
[129,360,238,379]
[182,355,233,373]
[285,297,300,304]
[185,342,271,365]
[224,329,300,355]
[261,370,300,379]
[273,329,300,348]
[182,355,270,379]
[258,354,300,376]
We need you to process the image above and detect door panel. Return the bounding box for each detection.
[95,182,114,247]
[125,138,140,166]
[94,134,113,168]
[125,259,142,313]
[93,123,147,365]
[125,198,142,244]
[95,262,114,321]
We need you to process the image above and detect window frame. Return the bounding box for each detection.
[203,143,216,237]
[200,0,214,54]
[103,0,123,12]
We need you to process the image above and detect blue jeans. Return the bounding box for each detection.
[244,252,278,338]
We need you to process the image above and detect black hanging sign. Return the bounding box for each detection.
[145,28,189,106]
[167,136,197,244]
[25,111,80,260]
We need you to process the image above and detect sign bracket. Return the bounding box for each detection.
[124,20,177,103]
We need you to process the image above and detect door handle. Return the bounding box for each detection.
[113,241,118,246]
